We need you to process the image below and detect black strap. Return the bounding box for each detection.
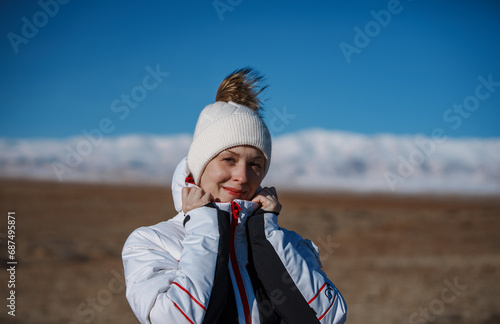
[247,210,319,323]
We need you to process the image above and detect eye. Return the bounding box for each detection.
[250,161,263,169]
[223,157,236,163]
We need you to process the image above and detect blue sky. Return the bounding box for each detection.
[1,0,499,139]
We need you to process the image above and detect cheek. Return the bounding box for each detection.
[249,172,264,189]
[203,165,230,188]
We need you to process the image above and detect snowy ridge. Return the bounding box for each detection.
[0,129,499,194]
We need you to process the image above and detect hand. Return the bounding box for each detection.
[182,187,214,214]
[252,187,282,214]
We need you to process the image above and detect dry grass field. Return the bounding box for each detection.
[0,180,499,324]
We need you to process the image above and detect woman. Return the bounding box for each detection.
[122,68,347,323]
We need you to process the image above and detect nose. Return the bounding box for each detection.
[232,162,249,184]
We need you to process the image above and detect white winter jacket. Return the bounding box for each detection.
[122,158,347,323]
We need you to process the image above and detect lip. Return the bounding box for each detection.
[223,186,247,197]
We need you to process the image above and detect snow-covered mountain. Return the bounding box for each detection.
[1,129,499,195]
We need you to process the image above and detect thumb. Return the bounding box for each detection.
[251,195,264,206]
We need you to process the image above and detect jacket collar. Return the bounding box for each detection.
[171,158,261,221]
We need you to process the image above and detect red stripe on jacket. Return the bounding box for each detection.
[172,282,207,311]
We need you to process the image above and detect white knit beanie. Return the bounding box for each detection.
[187,101,272,185]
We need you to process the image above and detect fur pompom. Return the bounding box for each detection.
[215,67,267,114]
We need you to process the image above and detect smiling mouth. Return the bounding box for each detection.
[223,187,246,197]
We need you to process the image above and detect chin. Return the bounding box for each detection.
[218,194,247,203]
[222,196,239,203]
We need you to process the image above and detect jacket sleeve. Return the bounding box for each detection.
[122,205,231,324]
[246,209,347,324]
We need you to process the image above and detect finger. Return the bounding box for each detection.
[189,187,203,201]
[182,188,190,212]
[182,187,189,202]
[253,187,281,213]
[253,195,274,208]
[251,194,265,205]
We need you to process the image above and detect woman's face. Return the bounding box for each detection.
[199,145,266,202]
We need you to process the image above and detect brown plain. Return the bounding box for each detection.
[0,180,499,323]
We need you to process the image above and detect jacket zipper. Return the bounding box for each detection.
[229,201,252,324]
